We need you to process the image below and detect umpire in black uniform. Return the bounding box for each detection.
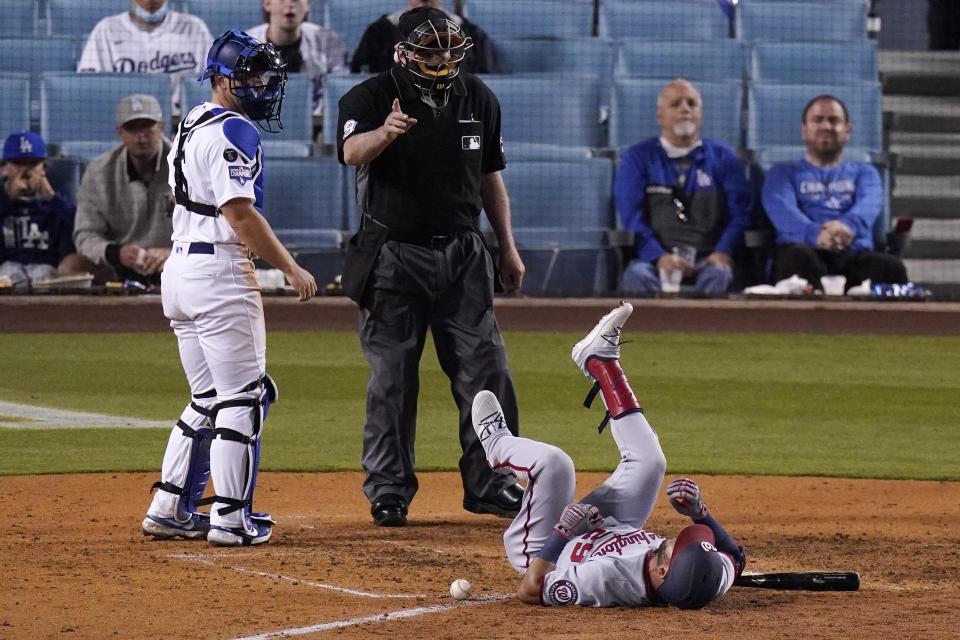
[336,7,526,527]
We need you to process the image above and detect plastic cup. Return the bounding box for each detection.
[660,268,682,293]
[821,275,847,296]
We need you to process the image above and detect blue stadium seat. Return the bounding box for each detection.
[504,157,618,297]
[181,0,263,39]
[0,73,32,136]
[736,1,868,42]
[495,37,617,76]
[464,0,593,39]
[598,1,730,41]
[477,74,607,148]
[616,39,745,81]
[749,41,878,85]
[325,0,399,60]
[504,142,593,162]
[746,81,883,151]
[56,141,116,161]
[0,0,40,37]
[40,72,172,145]
[262,158,347,246]
[500,158,614,229]
[610,78,743,151]
[321,73,372,145]
[180,73,314,148]
[6,36,80,74]
[45,156,86,206]
[46,0,177,38]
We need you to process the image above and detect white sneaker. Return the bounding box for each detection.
[571,301,634,378]
[471,390,510,445]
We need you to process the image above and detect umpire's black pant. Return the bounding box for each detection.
[357,229,519,506]
[773,243,908,287]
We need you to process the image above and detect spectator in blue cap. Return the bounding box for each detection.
[0,132,97,289]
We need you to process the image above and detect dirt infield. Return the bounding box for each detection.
[0,472,956,640]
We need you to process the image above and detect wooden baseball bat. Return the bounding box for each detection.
[733,571,860,591]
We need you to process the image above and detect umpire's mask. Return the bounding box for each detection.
[395,7,472,107]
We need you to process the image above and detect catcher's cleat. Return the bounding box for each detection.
[471,390,510,445]
[207,518,272,546]
[571,301,633,378]
[141,512,210,540]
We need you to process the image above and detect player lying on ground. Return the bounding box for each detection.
[471,302,746,608]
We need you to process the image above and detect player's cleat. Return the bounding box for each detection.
[371,494,408,527]
[141,512,210,540]
[571,301,633,378]
[207,519,272,546]
[471,390,510,445]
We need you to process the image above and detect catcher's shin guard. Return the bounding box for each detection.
[148,390,216,520]
[583,358,643,434]
[200,375,277,531]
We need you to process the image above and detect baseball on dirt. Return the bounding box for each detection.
[450,578,472,600]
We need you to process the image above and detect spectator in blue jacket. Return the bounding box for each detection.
[761,95,907,286]
[0,132,96,289]
[614,79,751,295]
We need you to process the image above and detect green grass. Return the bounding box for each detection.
[1,331,957,480]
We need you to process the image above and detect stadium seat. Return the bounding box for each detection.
[736,1,868,42]
[463,0,594,40]
[501,159,614,229]
[0,73,32,136]
[749,41,878,85]
[0,0,40,37]
[746,81,883,151]
[616,39,745,81]
[503,142,593,162]
[46,0,182,38]
[182,0,263,39]
[56,141,116,161]
[610,78,743,151]
[325,0,399,59]
[477,74,608,148]
[495,37,617,76]
[6,36,79,74]
[598,0,731,41]
[180,73,314,149]
[320,73,372,146]
[40,72,172,145]
[515,237,619,296]
[44,156,86,206]
[262,157,347,244]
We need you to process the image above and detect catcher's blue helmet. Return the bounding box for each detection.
[200,29,287,132]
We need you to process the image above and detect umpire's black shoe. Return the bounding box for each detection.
[371,494,408,527]
[463,482,525,518]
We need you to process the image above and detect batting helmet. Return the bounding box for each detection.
[656,524,728,609]
[395,8,473,107]
[200,29,287,132]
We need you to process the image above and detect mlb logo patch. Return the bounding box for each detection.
[462,136,480,150]
[229,165,253,185]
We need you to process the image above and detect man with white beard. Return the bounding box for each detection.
[613,79,751,295]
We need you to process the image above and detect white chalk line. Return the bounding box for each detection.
[0,400,169,429]
[170,552,426,599]
[227,595,512,640]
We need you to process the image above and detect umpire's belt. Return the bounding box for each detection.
[385,227,467,248]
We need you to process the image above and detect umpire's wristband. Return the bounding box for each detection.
[537,530,568,564]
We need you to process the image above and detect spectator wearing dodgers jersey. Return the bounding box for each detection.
[77,0,213,116]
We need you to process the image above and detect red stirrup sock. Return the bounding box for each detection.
[583,358,643,433]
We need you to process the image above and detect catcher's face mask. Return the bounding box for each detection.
[396,15,473,106]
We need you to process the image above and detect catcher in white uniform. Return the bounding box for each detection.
[472,302,746,608]
[141,29,316,546]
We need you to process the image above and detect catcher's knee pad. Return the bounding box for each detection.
[201,375,277,528]
[150,389,217,519]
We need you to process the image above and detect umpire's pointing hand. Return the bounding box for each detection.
[383,99,417,141]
